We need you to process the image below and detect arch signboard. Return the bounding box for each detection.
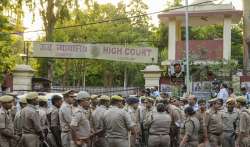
[32,42,158,64]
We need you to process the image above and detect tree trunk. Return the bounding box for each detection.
[63,59,69,88]
[243,0,250,73]
[45,0,56,81]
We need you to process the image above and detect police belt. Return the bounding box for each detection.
[209,132,222,136]
[61,130,70,133]
[149,133,169,136]
[22,132,39,135]
[223,130,235,133]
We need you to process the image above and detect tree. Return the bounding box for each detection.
[128,0,149,28]
[243,0,250,72]
[0,0,25,81]
[51,2,150,87]
[24,0,78,80]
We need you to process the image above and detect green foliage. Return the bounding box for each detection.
[0,5,14,81]
[50,1,152,87]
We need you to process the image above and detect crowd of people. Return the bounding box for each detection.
[0,87,250,147]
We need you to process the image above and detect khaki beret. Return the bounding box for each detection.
[208,98,219,103]
[62,90,76,96]
[226,98,235,104]
[19,95,27,104]
[98,95,110,101]
[38,96,48,102]
[145,97,154,103]
[236,96,247,103]
[76,91,90,100]
[0,95,14,103]
[111,95,123,101]
[91,95,99,100]
[140,96,146,100]
[26,92,38,100]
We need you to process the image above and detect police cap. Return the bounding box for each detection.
[76,91,90,100]
[111,95,123,101]
[208,98,219,103]
[0,95,14,103]
[19,95,27,104]
[26,92,39,100]
[145,97,154,103]
[38,96,48,102]
[91,95,99,100]
[62,90,76,96]
[126,96,139,104]
[226,97,235,105]
[98,95,110,101]
[236,96,247,104]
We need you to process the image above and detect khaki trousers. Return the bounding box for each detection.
[61,132,71,147]
[148,134,170,147]
[222,132,235,147]
[21,134,40,147]
[94,136,108,147]
[107,138,129,147]
[208,133,222,147]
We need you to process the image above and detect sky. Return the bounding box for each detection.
[22,0,243,41]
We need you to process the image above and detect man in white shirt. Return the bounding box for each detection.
[217,83,229,103]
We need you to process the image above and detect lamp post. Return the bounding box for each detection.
[185,0,190,94]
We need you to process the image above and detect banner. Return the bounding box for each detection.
[32,42,158,63]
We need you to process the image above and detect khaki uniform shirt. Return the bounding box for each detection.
[141,107,153,123]
[103,106,135,139]
[59,102,72,132]
[92,105,107,130]
[124,105,140,133]
[222,109,239,133]
[0,107,14,142]
[20,104,42,134]
[166,104,181,128]
[184,116,200,142]
[195,110,206,134]
[10,106,16,121]
[144,111,171,135]
[39,107,49,131]
[70,106,91,138]
[203,109,223,135]
[239,107,250,135]
[47,105,60,127]
[14,110,22,136]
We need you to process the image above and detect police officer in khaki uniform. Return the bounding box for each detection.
[144,103,171,147]
[38,96,49,139]
[59,90,76,147]
[47,95,63,147]
[92,95,110,147]
[0,95,19,147]
[180,106,200,147]
[7,92,18,121]
[163,99,181,147]
[235,96,250,147]
[90,95,99,111]
[14,95,27,137]
[203,98,223,147]
[20,92,44,147]
[102,95,135,147]
[140,97,154,147]
[195,98,206,144]
[124,96,140,147]
[89,94,99,130]
[171,97,185,126]
[70,91,91,147]
[222,98,239,147]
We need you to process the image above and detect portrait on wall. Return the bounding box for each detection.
[169,61,185,85]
